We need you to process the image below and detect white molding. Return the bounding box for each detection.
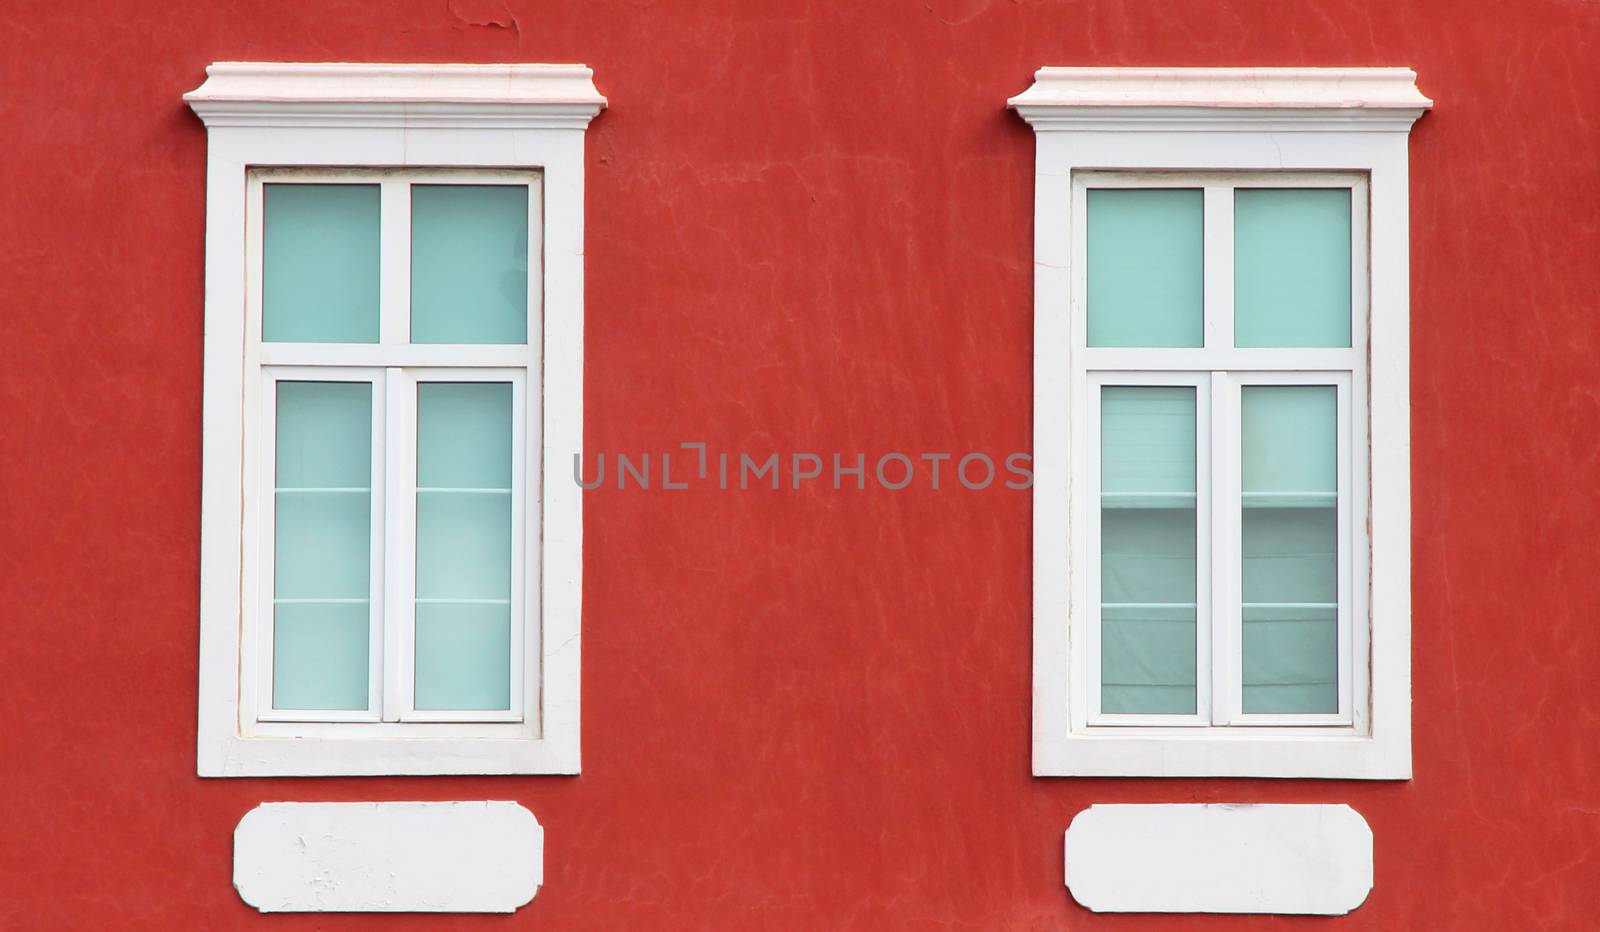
[1065,804,1373,914]
[186,62,606,129]
[1019,67,1422,779]
[1009,67,1430,131]
[191,62,591,776]
[234,802,542,912]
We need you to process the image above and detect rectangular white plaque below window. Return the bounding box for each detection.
[1064,803,1373,915]
[234,801,543,913]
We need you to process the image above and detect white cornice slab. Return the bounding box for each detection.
[185,62,607,129]
[1009,67,1431,131]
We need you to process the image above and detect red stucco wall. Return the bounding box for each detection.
[2,0,1598,927]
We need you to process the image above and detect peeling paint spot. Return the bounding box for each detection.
[447,0,519,36]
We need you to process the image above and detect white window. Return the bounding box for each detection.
[187,64,604,776]
[1011,68,1430,778]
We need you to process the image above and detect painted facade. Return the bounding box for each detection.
[1,0,1598,927]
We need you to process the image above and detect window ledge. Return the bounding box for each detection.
[185,62,607,128]
[1008,67,1431,130]
[202,733,579,779]
[1036,732,1409,780]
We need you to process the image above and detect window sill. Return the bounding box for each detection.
[199,733,579,778]
[1034,730,1409,780]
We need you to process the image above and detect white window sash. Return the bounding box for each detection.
[1084,370,1214,729]
[1069,172,1368,737]
[243,171,539,735]
[249,365,388,725]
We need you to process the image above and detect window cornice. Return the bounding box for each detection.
[184,62,607,129]
[1009,67,1431,132]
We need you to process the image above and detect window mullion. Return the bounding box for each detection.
[1203,184,1239,726]
[368,371,388,719]
[377,177,409,721]
[380,367,413,721]
[1202,184,1235,351]
[1209,370,1240,725]
[379,180,411,345]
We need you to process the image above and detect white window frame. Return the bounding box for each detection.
[1010,68,1430,778]
[187,63,604,776]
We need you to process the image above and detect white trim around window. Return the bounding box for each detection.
[1010,68,1430,778]
[187,63,604,776]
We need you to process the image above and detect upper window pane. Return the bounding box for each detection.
[1086,188,1204,348]
[263,184,380,344]
[1234,188,1352,348]
[411,185,530,345]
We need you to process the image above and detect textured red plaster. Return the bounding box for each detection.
[0,0,1598,928]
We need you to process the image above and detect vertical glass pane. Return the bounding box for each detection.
[263,184,380,343]
[1234,188,1352,348]
[272,381,373,710]
[1087,189,1204,348]
[411,185,529,345]
[1100,386,1198,714]
[1241,385,1338,714]
[414,382,515,711]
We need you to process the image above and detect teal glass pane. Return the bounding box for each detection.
[414,382,514,710]
[1086,188,1204,348]
[415,492,513,599]
[275,492,372,600]
[263,184,380,343]
[272,381,373,711]
[273,602,369,711]
[415,603,512,711]
[1241,385,1338,713]
[1242,386,1336,497]
[411,185,529,344]
[1234,188,1352,348]
[275,381,373,489]
[1100,386,1198,715]
[1101,386,1198,499]
[417,382,514,489]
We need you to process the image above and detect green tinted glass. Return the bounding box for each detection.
[274,603,370,711]
[1241,386,1338,713]
[1234,188,1352,347]
[1087,189,1204,348]
[263,184,380,343]
[1100,386,1198,714]
[272,381,373,710]
[411,185,529,344]
[414,382,515,711]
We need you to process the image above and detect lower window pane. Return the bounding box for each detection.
[1241,386,1338,714]
[273,602,370,711]
[414,603,512,711]
[414,382,514,712]
[1100,386,1198,715]
[272,381,373,712]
